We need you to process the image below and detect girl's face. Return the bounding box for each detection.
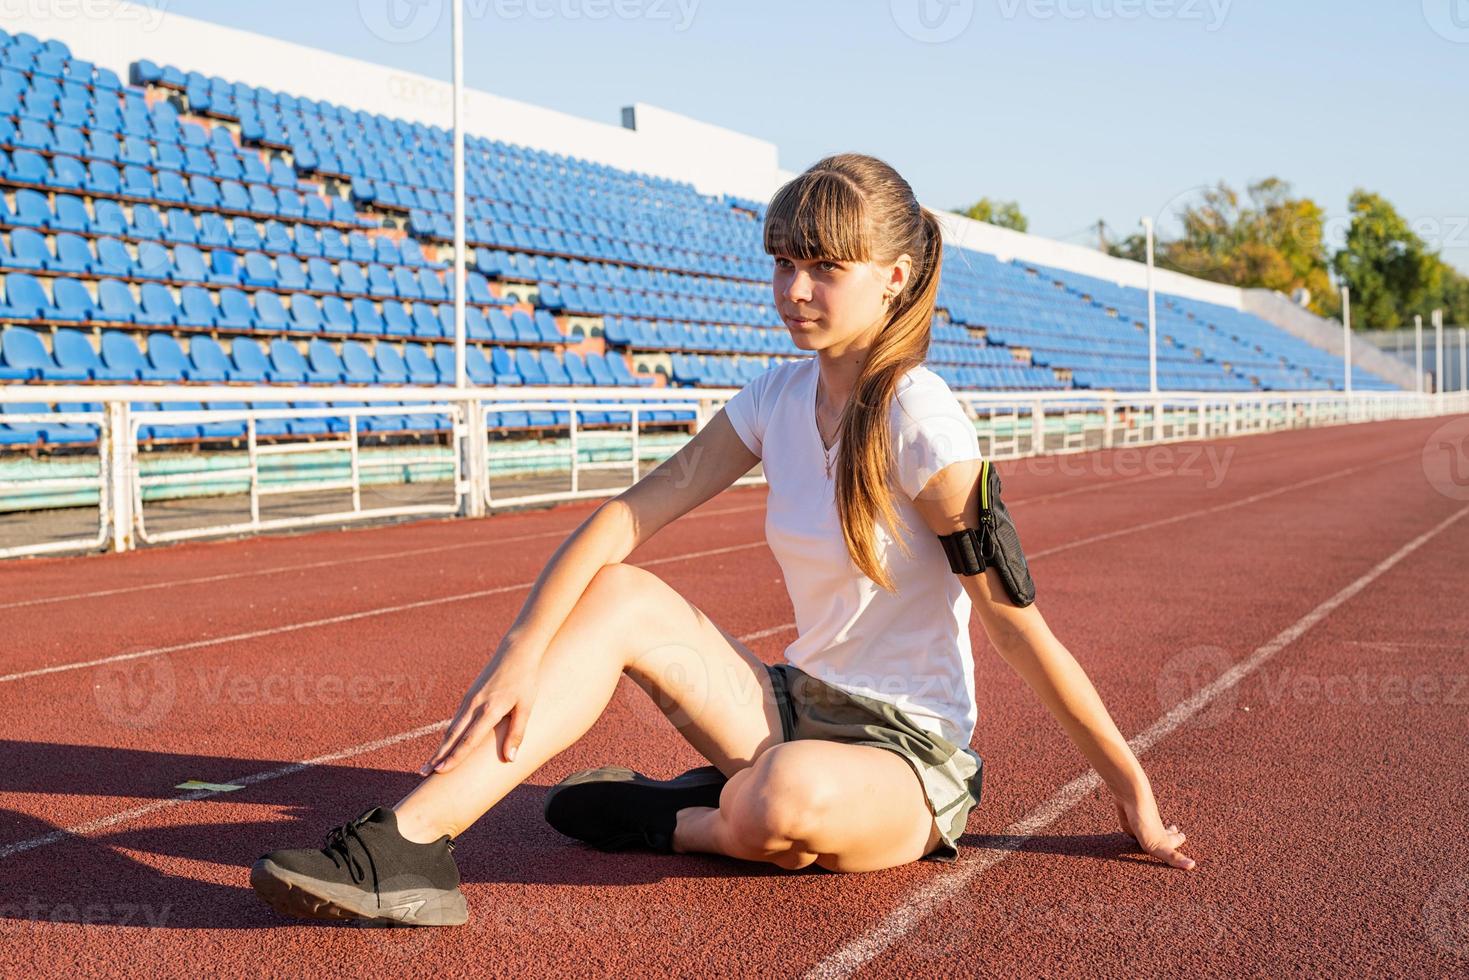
[772,253,911,355]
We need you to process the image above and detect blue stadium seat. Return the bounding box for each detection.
[177,286,219,328]
[382,301,415,336]
[146,334,198,381]
[51,278,97,321]
[171,244,210,283]
[54,329,127,380]
[403,343,439,384]
[350,297,384,335]
[50,234,93,275]
[413,303,444,338]
[101,331,171,381]
[7,228,51,270]
[139,282,182,325]
[228,337,273,382]
[2,326,85,380]
[374,345,410,384]
[563,351,596,386]
[96,279,142,324]
[339,341,379,383]
[583,352,619,386]
[187,335,242,382]
[135,241,171,279]
[254,291,291,331]
[93,237,136,278]
[269,339,338,383]
[320,295,353,333]
[306,339,350,381]
[288,294,323,333]
[214,289,254,330]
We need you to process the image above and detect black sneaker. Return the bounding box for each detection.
[250,806,468,926]
[543,765,728,853]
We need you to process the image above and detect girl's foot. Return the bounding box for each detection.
[543,765,728,852]
[250,806,468,926]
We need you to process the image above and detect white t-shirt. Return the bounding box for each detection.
[723,355,985,746]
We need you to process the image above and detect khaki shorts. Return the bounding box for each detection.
[766,662,983,863]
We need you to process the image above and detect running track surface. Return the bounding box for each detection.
[2,415,1467,977]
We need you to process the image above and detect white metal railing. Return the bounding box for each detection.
[0,407,109,559]
[0,383,1465,558]
[127,402,464,545]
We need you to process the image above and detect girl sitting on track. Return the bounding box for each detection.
[250,152,1195,927]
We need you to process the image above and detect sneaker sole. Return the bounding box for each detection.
[543,765,728,851]
[250,858,468,927]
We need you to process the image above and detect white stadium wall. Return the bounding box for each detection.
[5,2,1413,389]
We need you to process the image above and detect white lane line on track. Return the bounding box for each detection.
[0,541,769,684]
[1024,449,1418,560]
[0,618,786,861]
[0,432,1383,612]
[0,448,1430,861]
[0,450,1416,686]
[801,502,1469,980]
[0,501,771,611]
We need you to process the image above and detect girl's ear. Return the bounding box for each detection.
[888,252,914,297]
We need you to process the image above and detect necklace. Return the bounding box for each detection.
[815,376,840,479]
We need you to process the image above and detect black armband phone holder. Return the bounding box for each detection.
[935,460,1036,607]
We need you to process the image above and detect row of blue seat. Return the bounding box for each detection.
[0,274,560,340]
[0,326,650,388]
[0,113,280,174]
[1,190,439,265]
[606,317,795,356]
[1,149,361,223]
[2,236,490,301]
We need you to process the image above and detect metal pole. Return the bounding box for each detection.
[452,0,467,390]
[1451,327,1463,393]
[1415,314,1423,394]
[1434,309,1444,395]
[1340,286,1351,397]
[1141,216,1157,395]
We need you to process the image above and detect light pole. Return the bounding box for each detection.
[1461,326,1467,394]
[1341,286,1351,398]
[1433,309,1444,396]
[1140,216,1157,395]
[452,0,467,390]
[1415,314,1423,395]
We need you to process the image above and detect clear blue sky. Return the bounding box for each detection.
[158,0,1469,275]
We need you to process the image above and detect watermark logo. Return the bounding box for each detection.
[360,0,699,42]
[360,0,445,43]
[1422,417,1469,501]
[1156,645,1236,729]
[93,656,176,729]
[890,0,975,43]
[0,0,170,32]
[1422,874,1469,957]
[1423,0,1469,43]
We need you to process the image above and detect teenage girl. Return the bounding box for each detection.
[251,152,1194,927]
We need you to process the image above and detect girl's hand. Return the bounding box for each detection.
[420,642,540,775]
[1114,795,1196,870]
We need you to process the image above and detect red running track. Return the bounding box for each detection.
[1,415,1467,977]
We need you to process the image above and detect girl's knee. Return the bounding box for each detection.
[720,745,834,854]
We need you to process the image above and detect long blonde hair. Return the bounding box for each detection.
[763,153,943,593]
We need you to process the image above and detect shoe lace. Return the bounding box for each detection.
[323,816,381,908]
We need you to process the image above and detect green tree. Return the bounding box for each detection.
[954,197,1028,232]
[1105,178,1335,317]
[1331,190,1444,330]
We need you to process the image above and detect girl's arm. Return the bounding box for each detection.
[908,458,1196,871]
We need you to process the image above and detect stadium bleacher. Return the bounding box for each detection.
[0,26,1399,450]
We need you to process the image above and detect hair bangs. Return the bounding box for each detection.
[763,171,871,263]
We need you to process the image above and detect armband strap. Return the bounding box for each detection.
[937,526,986,576]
